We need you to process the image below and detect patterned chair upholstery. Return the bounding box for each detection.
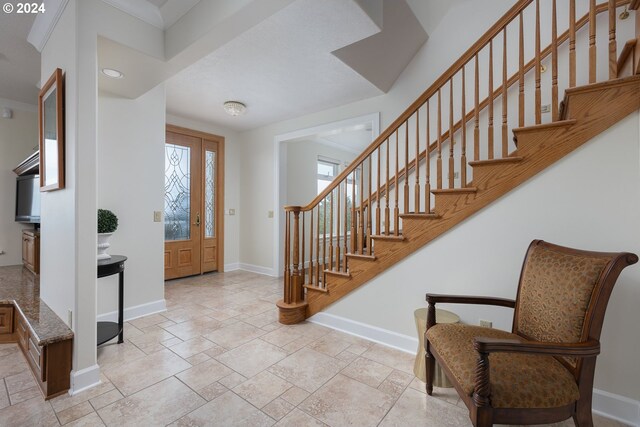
[424,240,637,427]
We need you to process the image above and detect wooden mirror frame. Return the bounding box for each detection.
[39,68,65,191]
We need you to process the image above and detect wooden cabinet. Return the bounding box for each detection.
[0,305,14,339]
[22,230,40,274]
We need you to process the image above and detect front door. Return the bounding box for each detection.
[164,126,224,280]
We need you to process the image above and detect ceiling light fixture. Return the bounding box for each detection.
[101,68,124,79]
[223,101,247,116]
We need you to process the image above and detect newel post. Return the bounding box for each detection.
[277,206,308,324]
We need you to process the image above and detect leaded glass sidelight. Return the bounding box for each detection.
[204,150,216,238]
[165,144,191,241]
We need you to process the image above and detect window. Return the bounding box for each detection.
[317,158,340,194]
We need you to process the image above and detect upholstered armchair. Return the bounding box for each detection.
[424,240,637,427]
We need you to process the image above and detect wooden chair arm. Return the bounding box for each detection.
[425,294,515,331]
[425,293,516,308]
[473,337,601,357]
[470,337,600,408]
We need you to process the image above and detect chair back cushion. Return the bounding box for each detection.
[515,243,608,352]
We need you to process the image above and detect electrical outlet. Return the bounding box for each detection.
[541,104,551,113]
[153,211,162,222]
[0,249,5,255]
[479,319,493,328]
[268,210,274,218]
[228,209,236,216]
[67,310,73,327]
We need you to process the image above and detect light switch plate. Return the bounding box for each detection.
[268,210,274,218]
[154,211,162,222]
[229,209,236,216]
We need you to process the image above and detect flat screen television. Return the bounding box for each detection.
[15,175,41,223]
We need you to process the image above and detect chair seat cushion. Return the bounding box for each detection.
[426,323,580,408]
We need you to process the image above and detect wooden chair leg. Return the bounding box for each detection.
[573,399,594,427]
[425,343,435,395]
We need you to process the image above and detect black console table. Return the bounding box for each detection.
[97,255,127,346]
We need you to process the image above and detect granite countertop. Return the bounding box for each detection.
[0,265,74,346]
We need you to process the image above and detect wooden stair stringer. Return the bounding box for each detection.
[305,76,640,318]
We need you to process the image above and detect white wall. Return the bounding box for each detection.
[166,114,241,271]
[325,112,640,404]
[238,0,516,269]
[97,87,166,317]
[0,106,38,266]
[285,140,356,206]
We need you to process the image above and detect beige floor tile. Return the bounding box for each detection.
[126,328,177,354]
[160,337,183,348]
[128,313,168,329]
[280,386,310,406]
[169,336,217,359]
[197,382,228,401]
[168,391,274,427]
[96,342,146,370]
[379,387,472,427]
[275,408,327,426]
[56,401,94,425]
[185,352,211,366]
[0,396,58,427]
[63,412,105,427]
[218,372,247,389]
[431,385,461,406]
[51,381,116,413]
[163,317,222,341]
[0,347,29,379]
[361,343,415,374]
[244,310,280,328]
[5,371,37,395]
[88,389,124,411]
[307,335,353,357]
[268,347,346,393]
[284,322,332,340]
[408,376,427,394]
[262,397,294,421]
[340,356,393,388]
[299,374,396,427]
[0,379,9,410]
[0,343,20,358]
[233,371,292,408]
[102,349,190,396]
[378,369,415,398]
[9,385,42,405]
[204,321,266,349]
[216,338,288,378]
[97,377,205,427]
[335,350,359,363]
[261,327,302,348]
[175,358,233,391]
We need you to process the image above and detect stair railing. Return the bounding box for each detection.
[277,0,636,324]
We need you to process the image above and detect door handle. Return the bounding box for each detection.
[194,212,201,227]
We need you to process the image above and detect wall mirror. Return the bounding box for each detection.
[39,68,65,191]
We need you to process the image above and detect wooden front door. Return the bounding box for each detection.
[164,126,224,280]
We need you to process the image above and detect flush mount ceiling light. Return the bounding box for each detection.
[223,101,247,116]
[101,68,124,79]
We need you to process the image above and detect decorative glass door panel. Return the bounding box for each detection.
[201,140,219,273]
[164,132,201,280]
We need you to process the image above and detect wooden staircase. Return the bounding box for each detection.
[277,0,640,324]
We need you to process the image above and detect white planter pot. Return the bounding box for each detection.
[97,233,113,260]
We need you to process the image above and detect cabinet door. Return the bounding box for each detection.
[0,306,13,334]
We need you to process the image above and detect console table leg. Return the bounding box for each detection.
[118,270,124,344]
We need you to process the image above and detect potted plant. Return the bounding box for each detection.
[97,209,118,260]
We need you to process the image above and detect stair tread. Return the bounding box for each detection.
[371,234,405,241]
[323,269,351,277]
[431,187,478,195]
[304,284,329,293]
[513,119,577,134]
[399,212,440,219]
[469,157,523,167]
[346,253,376,260]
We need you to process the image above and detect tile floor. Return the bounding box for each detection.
[0,270,627,426]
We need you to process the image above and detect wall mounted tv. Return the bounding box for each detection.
[15,175,41,223]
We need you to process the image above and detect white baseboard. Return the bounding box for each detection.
[593,388,640,426]
[70,364,101,395]
[97,299,166,323]
[308,312,419,354]
[238,263,278,277]
[309,313,640,425]
[224,262,240,271]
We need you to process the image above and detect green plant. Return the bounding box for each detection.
[98,209,118,234]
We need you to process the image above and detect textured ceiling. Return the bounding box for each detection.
[166,0,384,131]
[0,12,39,104]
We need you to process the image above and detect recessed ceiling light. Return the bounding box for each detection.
[102,68,124,79]
[223,101,247,116]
